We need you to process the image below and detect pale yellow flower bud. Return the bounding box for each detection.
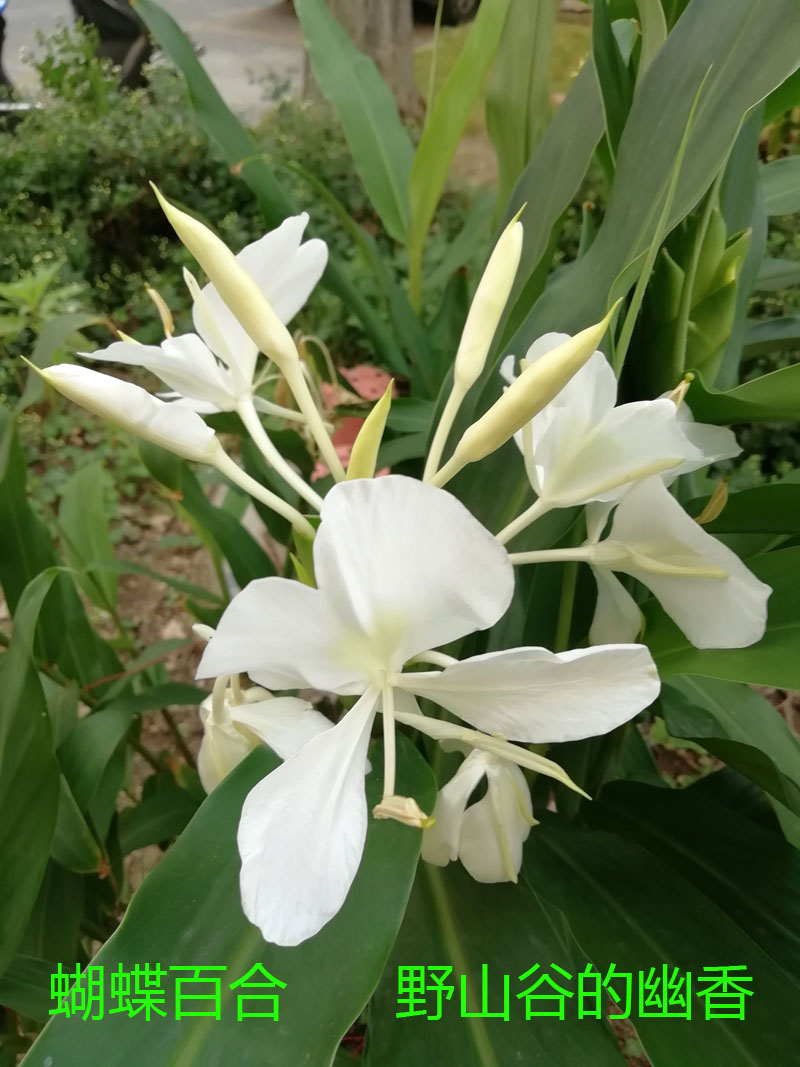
[346,382,393,480]
[434,303,619,485]
[151,184,298,370]
[453,216,523,393]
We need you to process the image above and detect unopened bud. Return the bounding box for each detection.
[346,381,393,480]
[151,184,298,369]
[34,362,222,464]
[443,304,619,477]
[453,215,523,393]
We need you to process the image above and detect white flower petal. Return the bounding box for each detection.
[404,645,660,742]
[43,364,217,462]
[236,213,328,324]
[230,697,333,761]
[82,335,236,409]
[197,712,257,793]
[667,402,741,481]
[608,478,771,648]
[421,752,488,867]
[196,577,363,693]
[237,689,377,946]
[589,568,643,645]
[536,398,701,508]
[458,762,533,883]
[313,476,514,673]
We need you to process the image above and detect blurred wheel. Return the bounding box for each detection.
[441,0,480,24]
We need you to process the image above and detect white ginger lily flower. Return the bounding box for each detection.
[82,214,327,416]
[497,334,739,542]
[512,477,771,648]
[421,747,536,884]
[197,678,332,793]
[197,475,660,946]
[585,479,771,648]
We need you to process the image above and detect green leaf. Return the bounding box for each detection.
[588,781,800,982]
[29,739,434,1063]
[592,0,634,158]
[99,683,208,716]
[17,861,84,970]
[57,708,133,813]
[0,584,60,974]
[759,156,800,215]
[293,0,413,244]
[512,0,800,345]
[764,65,800,124]
[686,483,800,534]
[58,462,117,611]
[51,776,103,874]
[743,315,800,356]
[485,0,554,219]
[635,0,667,81]
[644,547,800,689]
[408,0,512,304]
[85,558,223,605]
[118,774,201,854]
[661,676,800,816]
[499,59,605,339]
[754,257,800,291]
[366,864,625,1066]
[685,362,800,423]
[0,955,55,1021]
[529,817,798,1065]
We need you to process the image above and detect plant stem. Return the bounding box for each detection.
[282,360,346,481]
[496,497,550,545]
[423,386,466,482]
[237,400,323,511]
[212,448,315,538]
[161,707,197,769]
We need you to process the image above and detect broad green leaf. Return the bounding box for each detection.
[408,0,512,305]
[742,315,800,356]
[635,0,667,81]
[99,683,207,716]
[512,0,800,346]
[0,581,60,974]
[499,58,604,339]
[592,0,634,158]
[366,864,625,1066]
[293,0,413,244]
[57,708,133,813]
[686,362,800,423]
[14,312,103,416]
[644,547,800,689]
[486,0,555,217]
[529,818,798,1065]
[759,156,800,215]
[118,773,201,854]
[51,776,103,874]
[85,558,223,605]
[0,955,54,1022]
[16,861,84,970]
[29,739,434,1063]
[58,462,117,611]
[661,676,800,815]
[764,65,800,124]
[424,190,494,291]
[686,483,800,534]
[588,781,800,982]
[133,0,404,376]
[754,257,800,291]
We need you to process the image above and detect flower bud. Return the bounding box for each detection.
[453,216,523,393]
[346,381,393,480]
[447,304,619,472]
[36,363,221,464]
[151,185,298,370]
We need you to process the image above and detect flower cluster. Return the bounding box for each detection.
[37,193,770,949]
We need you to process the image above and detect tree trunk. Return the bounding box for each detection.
[304,0,420,117]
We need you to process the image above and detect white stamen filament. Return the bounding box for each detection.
[237,399,323,511]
